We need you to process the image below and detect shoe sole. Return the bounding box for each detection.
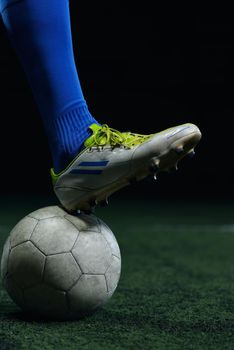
[67,130,201,213]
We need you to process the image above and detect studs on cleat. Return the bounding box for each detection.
[89,199,98,208]
[153,173,157,180]
[90,197,109,208]
[174,145,184,154]
[100,198,109,207]
[150,165,158,172]
[154,159,160,167]
[188,149,195,158]
[150,159,160,172]
[167,163,178,173]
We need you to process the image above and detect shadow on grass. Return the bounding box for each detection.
[3,305,234,336]
[2,306,98,324]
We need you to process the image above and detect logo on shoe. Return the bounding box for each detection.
[69,161,109,175]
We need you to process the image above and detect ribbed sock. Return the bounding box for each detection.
[53,103,98,172]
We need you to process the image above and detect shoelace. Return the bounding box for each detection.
[93,124,125,147]
[92,124,152,148]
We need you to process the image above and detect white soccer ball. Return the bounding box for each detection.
[0,206,121,320]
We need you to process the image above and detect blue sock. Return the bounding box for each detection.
[0,0,100,173]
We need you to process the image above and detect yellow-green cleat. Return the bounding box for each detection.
[51,123,202,212]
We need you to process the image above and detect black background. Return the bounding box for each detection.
[0,2,233,201]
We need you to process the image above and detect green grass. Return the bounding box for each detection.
[1,195,234,350]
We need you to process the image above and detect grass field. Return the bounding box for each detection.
[1,195,234,350]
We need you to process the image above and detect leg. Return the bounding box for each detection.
[0,0,202,212]
[0,0,99,173]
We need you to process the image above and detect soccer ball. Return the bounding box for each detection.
[0,206,121,320]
